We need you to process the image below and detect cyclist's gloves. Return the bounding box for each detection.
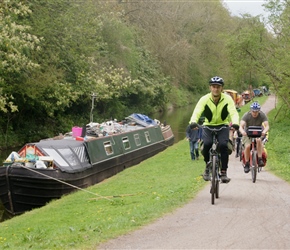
[231,124,239,130]
[189,122,199,129]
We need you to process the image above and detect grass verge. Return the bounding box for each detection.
[265,100,290,182]
[0,139,206,249]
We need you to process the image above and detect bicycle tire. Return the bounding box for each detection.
[216,157,220,199]
[251,151,257,183]
[239,143,243,162]
[211,155,217,204]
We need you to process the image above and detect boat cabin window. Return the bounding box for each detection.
[122,137,130,150]
[144,131,151,143]
[104,141,113,155]
[134,134,141,146]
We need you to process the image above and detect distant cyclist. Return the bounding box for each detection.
[189,76,239,183]
[239,102,270,173]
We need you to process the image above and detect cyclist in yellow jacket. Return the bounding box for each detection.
[189,76,239,183]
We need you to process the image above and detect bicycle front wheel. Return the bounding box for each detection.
[215,157,220,199]
[211,155,217,204]
[251,151,257,183]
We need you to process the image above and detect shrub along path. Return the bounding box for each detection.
[98,95,290,249]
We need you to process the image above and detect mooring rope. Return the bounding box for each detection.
[19,164,113,201]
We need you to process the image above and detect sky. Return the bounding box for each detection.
[223,0,268,17]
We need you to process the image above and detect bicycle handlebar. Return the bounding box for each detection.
[202,125,228,132]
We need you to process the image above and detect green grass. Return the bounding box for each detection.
[0,140,206,249]
[0,94,289,250]
[265,101,290,182]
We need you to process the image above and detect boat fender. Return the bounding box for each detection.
[35,160,47,169]
[154,119,160,125]
[6,151,21,162]
[25,162,34,168]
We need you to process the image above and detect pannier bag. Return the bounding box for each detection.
[242,150,267,166]
[247,126,263,138]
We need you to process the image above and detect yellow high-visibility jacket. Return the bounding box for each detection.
[190,93,239,126]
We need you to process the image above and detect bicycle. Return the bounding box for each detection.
[238,137,244,162]
[246,126,263,183]
[203,125,228,205]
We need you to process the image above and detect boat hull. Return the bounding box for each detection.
[0,125,174,216]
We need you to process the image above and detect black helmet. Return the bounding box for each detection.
[209,76,224,86]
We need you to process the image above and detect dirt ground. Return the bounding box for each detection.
[98,95,290,250]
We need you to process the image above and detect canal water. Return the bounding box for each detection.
[154,104,195,143]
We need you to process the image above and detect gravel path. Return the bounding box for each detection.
[98,95,290,249]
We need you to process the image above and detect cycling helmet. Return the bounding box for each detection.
[209,76,224,86]
[250,102,261,111]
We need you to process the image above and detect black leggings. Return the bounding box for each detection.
[236,137,241,154]
[202,126,230,171]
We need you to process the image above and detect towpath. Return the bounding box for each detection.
[98,95,290,249]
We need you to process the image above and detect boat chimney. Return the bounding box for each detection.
[90,93,97,123]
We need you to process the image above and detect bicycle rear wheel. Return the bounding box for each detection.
[211,156,217,204]
[215,173,219,199]
[251,151,257,183]
[239,143,243,162]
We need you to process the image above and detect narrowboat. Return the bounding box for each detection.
[0,114,174,216]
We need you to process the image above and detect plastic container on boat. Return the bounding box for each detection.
[72,126,82,138]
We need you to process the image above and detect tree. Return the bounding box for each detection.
[225,16,269,90]
[0,0,41,112]
[0,0,42,145]
[263,0,290,108]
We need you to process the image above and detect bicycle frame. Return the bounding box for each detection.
[203,125,227,204]
[243,126,263,183]
[209,131,221,204]
[250,136,268,181]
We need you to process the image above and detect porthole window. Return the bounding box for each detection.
[104,141,113,155]
[144,131,151,143]
[122,137,130,150]
[134,134,141,146]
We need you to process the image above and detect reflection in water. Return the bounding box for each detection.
[155,104,196,143]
